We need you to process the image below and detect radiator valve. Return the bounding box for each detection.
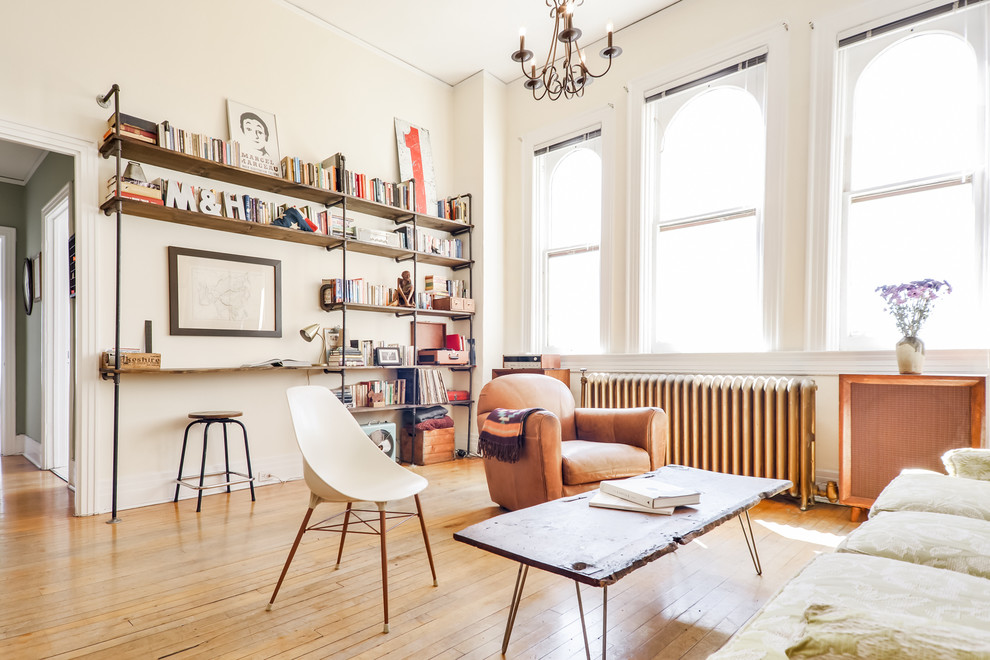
[814,481,838,503]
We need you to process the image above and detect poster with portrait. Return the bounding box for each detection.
[227,100,281,177]
[395,118,437,215]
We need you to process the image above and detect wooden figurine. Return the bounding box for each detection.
[396,270,414,307]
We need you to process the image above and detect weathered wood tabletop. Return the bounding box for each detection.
[454,465,791,587]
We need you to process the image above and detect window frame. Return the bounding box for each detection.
[629,29,788,355]
[645,60,769,353]
[815,0,990,350]
[521,108,615,354]
[535,133,604,353]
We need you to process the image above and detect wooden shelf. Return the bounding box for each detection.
[100,364,328,377]
[347,401,473,413]
[100,135,474,231]
[101,197,342,248]
[321,301,474,319]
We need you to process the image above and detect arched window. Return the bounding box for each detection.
[645,57,767,352]
[837,11,986,349]
[533,132,603,352]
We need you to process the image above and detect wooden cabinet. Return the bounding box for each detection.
[839,373,985,516]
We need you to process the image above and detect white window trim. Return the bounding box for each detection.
[627,22,790,353]
[520,106,615,353]
[805,0,960,350]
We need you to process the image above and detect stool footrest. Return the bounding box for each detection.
[176,471,255,491]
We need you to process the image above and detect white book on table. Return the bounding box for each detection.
[600,476,701,509]
[589,491,675,515]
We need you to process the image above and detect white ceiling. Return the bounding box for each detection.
[0,1,681,183]
[0,141,48,186]
[284,0,682,86]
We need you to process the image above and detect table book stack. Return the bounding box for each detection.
[590,475,701,514]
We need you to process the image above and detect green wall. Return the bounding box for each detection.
[18,152,73,441]
[0,181,25,442]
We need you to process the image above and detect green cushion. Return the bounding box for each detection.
[785,603,990,659]
[709,553,990,659]
[943,448,990,481]
[870,470,990,521]
[837,510,990,579]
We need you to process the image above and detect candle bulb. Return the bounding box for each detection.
[531,63,537,78]
[607,22,613,48]
[519,27,526,52]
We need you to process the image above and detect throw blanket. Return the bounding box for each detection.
[478,407,544,463]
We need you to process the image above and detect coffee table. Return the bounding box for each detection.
[454,465,791,659]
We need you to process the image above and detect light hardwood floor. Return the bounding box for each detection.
[0,456,859,659]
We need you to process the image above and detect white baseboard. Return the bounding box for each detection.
[102,452,304,514]
[21,435,41,468]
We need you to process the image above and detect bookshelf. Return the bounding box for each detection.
[98,84,476,519]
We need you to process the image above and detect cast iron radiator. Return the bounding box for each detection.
[580,372,817,510]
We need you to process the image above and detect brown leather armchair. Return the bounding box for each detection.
[477,373,667,510]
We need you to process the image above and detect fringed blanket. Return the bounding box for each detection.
[478,407,544,463]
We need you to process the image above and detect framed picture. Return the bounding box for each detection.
[374,347,402,366]
[22,257,33,315]
[32,252,41,302]
[226,100,281,177]
[168,246,281,337]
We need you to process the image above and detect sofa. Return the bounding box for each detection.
[710,448,990,659]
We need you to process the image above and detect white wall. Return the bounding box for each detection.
[499,0,990,486]
[0,0,473,512]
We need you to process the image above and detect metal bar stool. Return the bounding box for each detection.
[174,410,256,512]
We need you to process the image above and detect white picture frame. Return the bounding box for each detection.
[226,100,281,177]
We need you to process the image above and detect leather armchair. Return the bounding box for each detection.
[477,373,667,510]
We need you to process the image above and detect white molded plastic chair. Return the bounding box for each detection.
[266,385,438,633]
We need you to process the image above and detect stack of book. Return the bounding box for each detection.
[103,113,157,145]
[329,346,364,367]
[106,175,163,206]
[590,475,701,515]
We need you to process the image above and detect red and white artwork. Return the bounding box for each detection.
[395,118,437,215]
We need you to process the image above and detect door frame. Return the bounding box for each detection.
[0,226,15,458]
[0,117,100,516]
[41,183,72,478]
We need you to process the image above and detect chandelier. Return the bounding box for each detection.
[511,0,622,101]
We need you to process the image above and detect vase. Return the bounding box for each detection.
[895,336,925,374]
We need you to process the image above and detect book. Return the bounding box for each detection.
[242,358,312,368]
[103,124,157,143]
[588,491,675,515]
[599,476,701,509]
[104,190,164,206]
[107,112,158,134]
[106,180,162,198]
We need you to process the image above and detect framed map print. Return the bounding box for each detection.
[168,246,281,337]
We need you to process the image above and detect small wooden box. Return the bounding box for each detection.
[102,352,161,370]
[401,427,455,465]
[432,296,475,312]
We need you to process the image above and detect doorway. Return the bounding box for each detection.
[42,184,71,481]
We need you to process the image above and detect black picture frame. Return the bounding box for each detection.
[374,347,402,366]
[168,246,281,337]
[22,257,33,315]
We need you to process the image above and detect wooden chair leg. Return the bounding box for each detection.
[414,494,438,587]
[266,507,314,611]
[379,503,389,633]
[335,502,352,570]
